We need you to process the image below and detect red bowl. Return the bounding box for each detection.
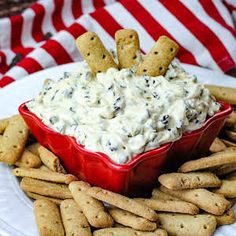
[19,101,232,196]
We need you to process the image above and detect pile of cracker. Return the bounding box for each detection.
[1,113,236,236]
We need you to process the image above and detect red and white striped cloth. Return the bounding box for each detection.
[0,0,236,88]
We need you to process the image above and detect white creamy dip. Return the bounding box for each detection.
[27,60,220,164]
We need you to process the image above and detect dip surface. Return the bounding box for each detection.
[27,60,220,164]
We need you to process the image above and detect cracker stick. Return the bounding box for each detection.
[135,198,199,215]
[225,130,236,142]
[34,199,65,236]
[178,150,236,173]
[209,137,226,153]
[26,143,40,156]
[20,177,72,199]
[0,117,10,134]
[225,111,236,128]
[136,36,179,77]
[221,139,236,147]
[157,213,216,236]
[115,29,140,69]
[214,163,236,176]
[214,208,235,226]
[93,228,167,236]
[60,199,92,236]
[108,207,157,231]
[152,188,181,201]
[213,179,236,198]
[38,146,66,173]
[15,149,42,168]
[84,186,158,221]
[205,85,236,105]
[0,115,29,165]
[13,167,77,184]
[69,181,114,228]
[39,165,51,171]
[158,172,221,190]
[160,186,230,215]
[76,32,118,75]
[27,192,63,205]
[225,170,236,179]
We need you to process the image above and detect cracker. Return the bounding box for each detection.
[152,188,181,201]
[209,137,226,153]
[108,207,157,231]
[178,150,236,173]
[33,199,65,236]
[213,179,236,198]
[0,115,29,165]
[221,139,236,147]
[84,186,158,221]
[15,149,42,168]
[157,213,216,236]
[20,177,72,199]
[136,36,179,76]
[135,198,199,215]
[160,186,230,215]
[38,146,66,173]
[225,111,236,128]
[39,165,51,171]
[26,143,40,156]
[93,228,167,236]
[76,32,118,75]
[158,172,221,190]
[214,208,235,226]
[0,117,10,134]
[69,181,114,228]
[13,167,77,184]
[225,130,236,142]
[27,192,63,205]
[214,163,236,176]
[115,29,140,68]
[205,85,236,105]
[225,170,236,179]
[60,199,92,236]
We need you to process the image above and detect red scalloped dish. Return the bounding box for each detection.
[19,101,232,196]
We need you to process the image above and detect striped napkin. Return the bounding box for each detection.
[0,0,236,88]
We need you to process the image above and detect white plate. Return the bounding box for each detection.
[0,62,236,236]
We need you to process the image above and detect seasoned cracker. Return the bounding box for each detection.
[27,192,62,205]
[178,150,236,173]
[76,32,118,75]
[158,172,221,190]
[160,186,230,215]
[13,167,77,184]
[0,115,29,165]
[34,199,65,236]
[69,181,114,228]
[60,199,92,236]
[109,207,157,231]
[213,179,236,198]
[152,188,181,201]
[85,186,158,221]
[135,198,199,215]
[225,111,236,128]
[157,213,216,236]
[38,146,66,173]
[20,177,72,199]
[0,117,10,134]
[15,149,42,168]
[205,85,236,105]
[93,228,167,236]
[209,137,226,153]
[136,36,179,76]
[214,163,236,176]
[26,143,40,156]
[214,208,235,226]
[115,29,140,68]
